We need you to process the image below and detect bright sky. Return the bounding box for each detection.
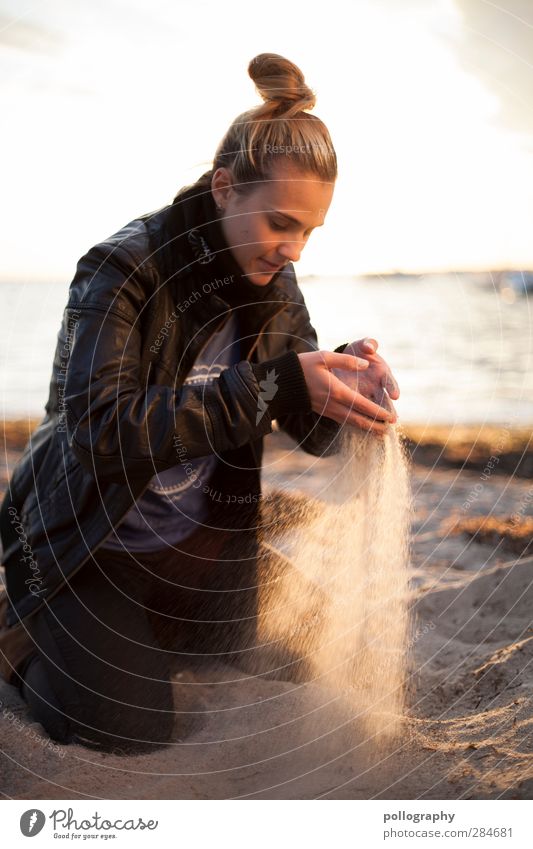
[1,0,533,280]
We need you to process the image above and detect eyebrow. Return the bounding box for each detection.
[269,210,323,227]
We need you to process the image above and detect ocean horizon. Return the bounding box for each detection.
[1,274,531,425]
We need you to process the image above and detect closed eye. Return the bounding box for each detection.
[270,218,290,231]
[270,217,315,238]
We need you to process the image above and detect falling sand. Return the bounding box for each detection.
[253,425,413,754]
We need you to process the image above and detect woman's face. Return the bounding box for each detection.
[211,162,335,286]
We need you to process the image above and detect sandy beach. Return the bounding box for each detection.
[1,418,533,800]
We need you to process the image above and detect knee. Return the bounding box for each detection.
[73,687,176,753]
[20,654,73,744]
[68,671,176,753]
[21,655,176,753]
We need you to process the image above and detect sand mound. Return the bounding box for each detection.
[0,663,376,800]
[414,556,533,645]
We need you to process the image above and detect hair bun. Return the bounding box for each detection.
[248,53,316,114]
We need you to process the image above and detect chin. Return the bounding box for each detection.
[248,271,274,286]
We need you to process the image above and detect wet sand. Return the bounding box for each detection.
[1,419,533,799]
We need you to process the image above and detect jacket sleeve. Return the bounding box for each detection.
[63,241,323,485]
[251,274,349,458]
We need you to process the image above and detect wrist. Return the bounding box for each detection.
[250,350,312,421]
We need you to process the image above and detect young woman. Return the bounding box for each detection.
[0,53,399,754]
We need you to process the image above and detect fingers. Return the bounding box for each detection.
[382,372,400,400]
[321,351,369,371]
[376,391,398,422]
[325,400,390,435]
[348,413,388,435]
[329,375,396,422]
[362,337,379,354]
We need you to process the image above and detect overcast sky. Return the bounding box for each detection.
[1,0,533,279]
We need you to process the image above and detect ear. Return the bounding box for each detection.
[211,167,236,211]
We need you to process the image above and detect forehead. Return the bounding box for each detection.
[251,164,334,223]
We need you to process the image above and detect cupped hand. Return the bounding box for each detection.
[297,348,397,435]
[331,337,400,429]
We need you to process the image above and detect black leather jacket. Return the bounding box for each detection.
[0,177,343,626]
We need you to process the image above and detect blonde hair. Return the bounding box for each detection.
[212,53,337,192]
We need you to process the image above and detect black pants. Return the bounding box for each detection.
[17,528,260,755]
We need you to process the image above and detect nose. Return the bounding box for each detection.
[277,240,303,264]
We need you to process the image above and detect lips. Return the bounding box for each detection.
[259,258,283,273]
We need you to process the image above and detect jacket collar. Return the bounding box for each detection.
[143,175,293,373]
[149,173,291,318]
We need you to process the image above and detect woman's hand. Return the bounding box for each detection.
[332,337,400,432]
[344,337,400,398]
[297,347,397,435]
